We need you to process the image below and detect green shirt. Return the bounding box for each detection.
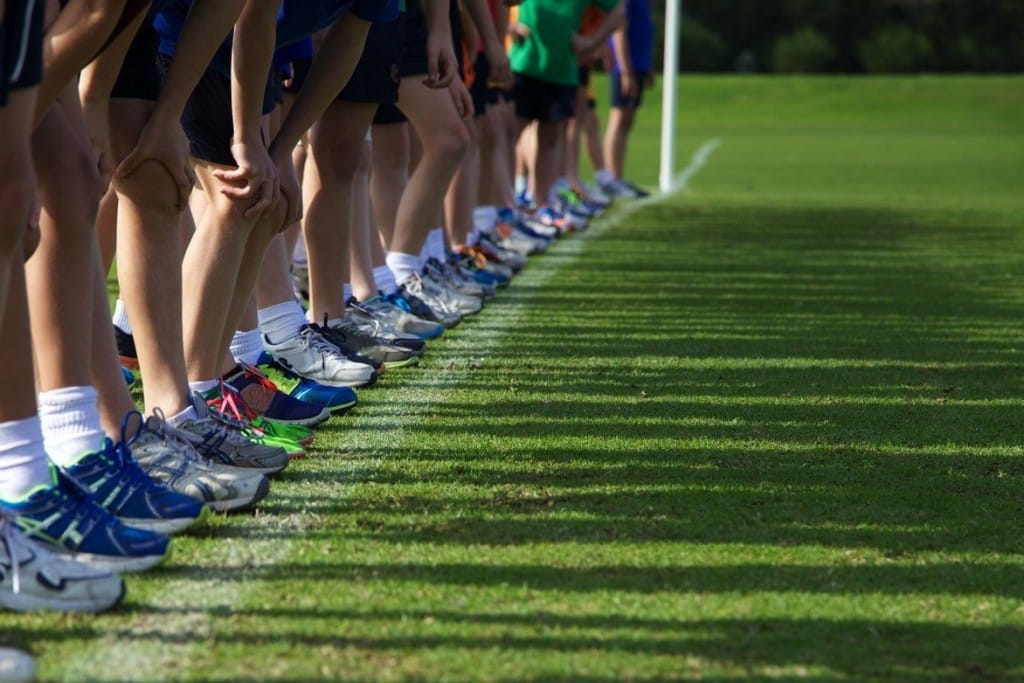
[510,0,619,86]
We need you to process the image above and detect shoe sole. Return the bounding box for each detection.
[120,505,209,535]
[382,355,420,370]
[264,405,331,428]
[208,475,271,513]
[62,545,171,574]
[0,580,126,613]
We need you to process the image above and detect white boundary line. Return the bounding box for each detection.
[58,137,722,681]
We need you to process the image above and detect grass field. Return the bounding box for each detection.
[5,75,1024,681]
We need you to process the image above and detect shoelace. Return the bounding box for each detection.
[140,409,222,471]
[298,325,346,359]
[0,508,24,593]
[208,382,263,434]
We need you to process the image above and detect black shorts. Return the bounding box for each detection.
[112,24,162,101]
[339,18,402,104]
[610,71,647,109]
[0,0,44,106]
[578,65,591,87]
[468,53,489,117]
[283,57,310,96]
[513,73,575,123]
[399,0,463,79]
[167,57,236,166]
[373,102,406,125]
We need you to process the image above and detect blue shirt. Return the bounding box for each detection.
[154,0,400,77]
[610,0,653,75]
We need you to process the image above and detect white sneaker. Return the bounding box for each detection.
[421,270,483,316]
[0,648,35,683]
[0,513,124,613]
[264,325,377,388]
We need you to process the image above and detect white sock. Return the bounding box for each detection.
[514,174,528,195]
[258,300,309,345]
[343,283,353,304]
[423,229,446,263]
[292,236,308,266]
[37,386,106,467]
[374,265,398,296]
[386,251,422,285]
[229,328,264,366]
[595,168,614,186]
[188,379,219,396]
[112,298,132,335]
[168,403,198,427]
[0,417,55,501]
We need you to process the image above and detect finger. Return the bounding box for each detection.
[244,191,273,219]
[116,150,141,178]
[220,185,257,200]
[213,167,249,182]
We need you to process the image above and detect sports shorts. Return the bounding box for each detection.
[513,73,575,123]
[0,0,44,106]
[610,71,648,109]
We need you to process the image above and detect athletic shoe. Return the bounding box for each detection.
[476,235,527,272]
[7,469,170,573]
[556,189,598,219]
[398,277,462,328]
[385,290,445,330]
[205,383,314,447]
[584,182,613,206]
[175,396,292,475]
[114,326,139,369]
[456,256,511,289]
[423,255,487,299]
[421,269,484,316]
[456,245,515,280]
[0,647,36,683]
[253,353,358,414]
[345,299,427,353]
[445,258,497,299]
[130,411,270,513]
[121,366,136,388]
[263,325,378,388]
[0,512,125,613]
[317,316,420,369]
[366,294,445,340]
[63,427,205,535]
[522,208,564,238]
[222,364,329,427]
[620,179,650,198]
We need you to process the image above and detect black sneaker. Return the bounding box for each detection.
[114,326,139,370]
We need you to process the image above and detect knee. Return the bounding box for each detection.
[427,124,470,165]
[253,197,289,241]
[113,159,182,216]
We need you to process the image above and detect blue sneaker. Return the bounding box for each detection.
[253,352,358,415]
[7,468,171,573]
[223,363,330,427]
[121,366,136,387]
[63,423,206,536]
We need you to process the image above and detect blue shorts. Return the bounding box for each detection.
[610,71,648,109]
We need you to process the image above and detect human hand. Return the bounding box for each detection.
[424,32,458,88]
[449,78,474,120]
[571,33,598,62]
[115,117,196,209]
[508,21,530,45]
[214,139,280,219]
[484,42,512,88]
[620,70,639,99]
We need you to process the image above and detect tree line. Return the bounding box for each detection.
[650,0,1024,73]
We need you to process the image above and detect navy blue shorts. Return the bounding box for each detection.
[339,18,402,104]
[0,0,44,106]
[513,73,575,123]
[610,71,648,109]
[112,24,162,101]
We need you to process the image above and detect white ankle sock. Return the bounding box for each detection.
[386,251,422,285]
[292,236,308,266]
[37,386,106,467]
[0,416,55,501]
[514,175,528,195]
[595,169,614,186]
[230,328,264,366]
[188,379,219,396]
[112,299,132,335]
[168,403,198,427]
[343,283,353,304]
[374,266,398,296]
[258,300,309,345]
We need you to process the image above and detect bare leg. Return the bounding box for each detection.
[303,100,376,321]
[604,105,636,180]
[349,140,378,302]
[391,77,470,257]
[444,115,478,247]
[531,120,565,207]
[370,122,410,250]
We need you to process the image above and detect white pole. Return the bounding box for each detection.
[659,0,681,194]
